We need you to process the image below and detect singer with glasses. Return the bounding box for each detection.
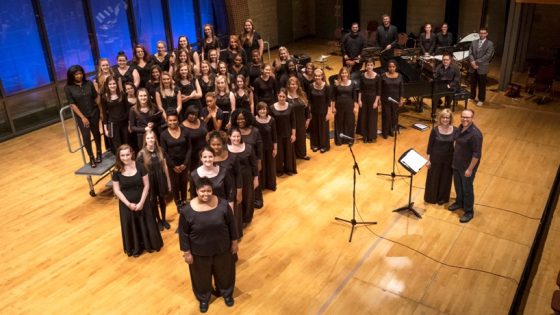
[380,60,403,139]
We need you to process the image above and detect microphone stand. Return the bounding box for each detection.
[335,140,377,242]
[377,101,409,190]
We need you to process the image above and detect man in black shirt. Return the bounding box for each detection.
[341,23,364,74]
[448,109,483,223]
[376,14,398,50]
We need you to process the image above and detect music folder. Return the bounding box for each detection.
[398,148,428,175]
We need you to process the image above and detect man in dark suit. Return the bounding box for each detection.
[468,28,494,106]
[376,14,398,50]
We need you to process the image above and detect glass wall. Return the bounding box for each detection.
[0,0,51,95]
[40,0,95,80]
[90,0,132,62]
[132,0,166,52]
[168,0,198,48]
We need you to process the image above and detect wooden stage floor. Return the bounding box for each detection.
[1,40,560,315]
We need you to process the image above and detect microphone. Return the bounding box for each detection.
[388,96,400,105]
[339,133,355,141]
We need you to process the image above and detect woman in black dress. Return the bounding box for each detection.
[129,88,158,148]
[215,75,236,130]
[198,60,215,107]
[234,75,253,113]
[201,24,220,61]
[287,76,310,160]
[231,109,264,208]
[241,19,264,60]
[160,109,192,210]
[114,51,140,88]
[132,44,153,88]
[65,65,103,167]
[201,92,224,132]
[137,131,172,230]
[356,59,381,143]
[179,177,238,313]
[308,68,331,153]
[255,102,277,191]
[253,64,278,107]
[153,41,171,72]
[270,89,297,176]
[424,109,458,204]
[182,105,208,172]
[331,67,358,145]
[175,63,202,118]
[380,60,404,139]
[100,76,129,153]
[113,144,163,257]
[227,127,258,228]
[155,71,182,121]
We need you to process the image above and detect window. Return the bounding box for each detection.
[0,0,51,95]
[40,0,95,80]
[132,0,166,52]
[90,0,132,63]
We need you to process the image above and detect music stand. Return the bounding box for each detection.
[392,148,428,219]
[335,140,377,242]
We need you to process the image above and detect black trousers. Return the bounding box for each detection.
[188,251,236,303]
[168,165,188,206]
[75,112,102,157]
[470,71,487,102]
[334,106,355,145]
[381,101,398,137]
[452,168,477,214]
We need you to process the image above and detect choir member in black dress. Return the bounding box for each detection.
[101,76,129,153]
[228,54,249,79]
[93,58,114,96]
[241,19,264,60]
[231,109,264,208]
[132,44,153,88]
[114,51,140,88]
[179,177,238,313]
[234,75,253,113]
[247,50,263,86]
[341,23,365,73]
[273,47,292,78]
[201,92,224,132]
[227,128,258,227]
[331,67,358,145]
[287,76,311,159]
[419,23,436,55]
[424,109,458,205]
[173,36,200,74]
[220,35,247,65]
[65,65,103,167]
[153,41,171,72]
[356,59,381,143]
[435,23,454,49]
[175,63,202,118]
[198,61,216,107]
[270,89,297,176]
[308,69,331,153]
[113,144,163,257]
[201,24,220,61]
[380,60,403,138]
[155,71,182,121]
[253,64,278,107]
[137,131,172,230]
[255,102,277,190]
[160,109,192,209]
[182,105,208,172]
[215,75,236,130]
[146,65,162,102]
[129,88,158,148]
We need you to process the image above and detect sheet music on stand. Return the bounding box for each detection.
[399,148,428,175]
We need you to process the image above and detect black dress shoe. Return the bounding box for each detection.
[224,296,234,307]
[199,301,209,313]
[448,203,462,211]
[460,212,474,223]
